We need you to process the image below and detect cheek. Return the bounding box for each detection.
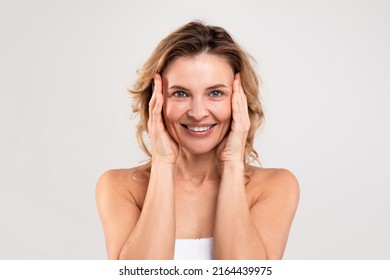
[163,99,186,124]
[162,98,170,121]
[212,100,232,122]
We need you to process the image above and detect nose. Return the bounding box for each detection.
[187,96,208,120]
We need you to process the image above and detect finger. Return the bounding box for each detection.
[148,74,163,129]
[153,73,163,95]
[149,74,162,106]
[150,75,165,133]
[154,73,162,94]
[149,74,163,108]
[234,74,248,113]
[234,73,246,107]
[238,85,249,125]
[148,78,157,119]
[233,73,240,95]
[232,73,242,125]
[153,74,164,117]
[233,73,250,129]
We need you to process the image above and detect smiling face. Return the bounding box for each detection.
[162,53,234,156]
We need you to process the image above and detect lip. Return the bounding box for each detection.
[181,123,217,138]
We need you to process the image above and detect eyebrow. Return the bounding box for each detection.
[168,84,230,91]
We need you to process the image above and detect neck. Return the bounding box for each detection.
[174,149,222,185]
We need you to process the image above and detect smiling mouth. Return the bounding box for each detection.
[181,124,216,132]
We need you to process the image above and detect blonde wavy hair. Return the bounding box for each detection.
[129,21,264,164]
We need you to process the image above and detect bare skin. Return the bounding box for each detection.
[96,53,299,259]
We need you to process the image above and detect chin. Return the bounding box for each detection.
[180,143,217,156]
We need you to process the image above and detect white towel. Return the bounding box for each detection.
[174,237,214,260]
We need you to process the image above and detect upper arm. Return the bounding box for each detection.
[250,169,300,259]
[95,170,141,259]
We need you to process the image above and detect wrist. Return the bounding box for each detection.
[221,161,245,172]
[151,160,175,172]
[152,157,177,166]
[220,161,246,188]
[150,161,175,187]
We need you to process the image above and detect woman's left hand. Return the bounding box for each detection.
[217,73,250,164]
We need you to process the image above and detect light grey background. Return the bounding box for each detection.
[1,0,389,259]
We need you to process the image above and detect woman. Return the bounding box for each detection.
[96,21,299,260]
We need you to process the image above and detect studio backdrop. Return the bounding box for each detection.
[1,0,389,259]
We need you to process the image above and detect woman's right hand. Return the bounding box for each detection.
[148,74,179,164]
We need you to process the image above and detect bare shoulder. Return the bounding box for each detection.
[95,165,150,259]
[245,166,300,259]
[95,165,150,208]
[246,166,300,206]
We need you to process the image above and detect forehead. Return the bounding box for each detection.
[162,53,235,88]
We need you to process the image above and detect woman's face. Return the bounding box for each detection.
[162,53,234,155]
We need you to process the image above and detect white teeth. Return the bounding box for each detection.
[187,125,212,132]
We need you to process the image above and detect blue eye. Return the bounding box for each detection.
[173,91,187,97]
[210,91,222,97]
